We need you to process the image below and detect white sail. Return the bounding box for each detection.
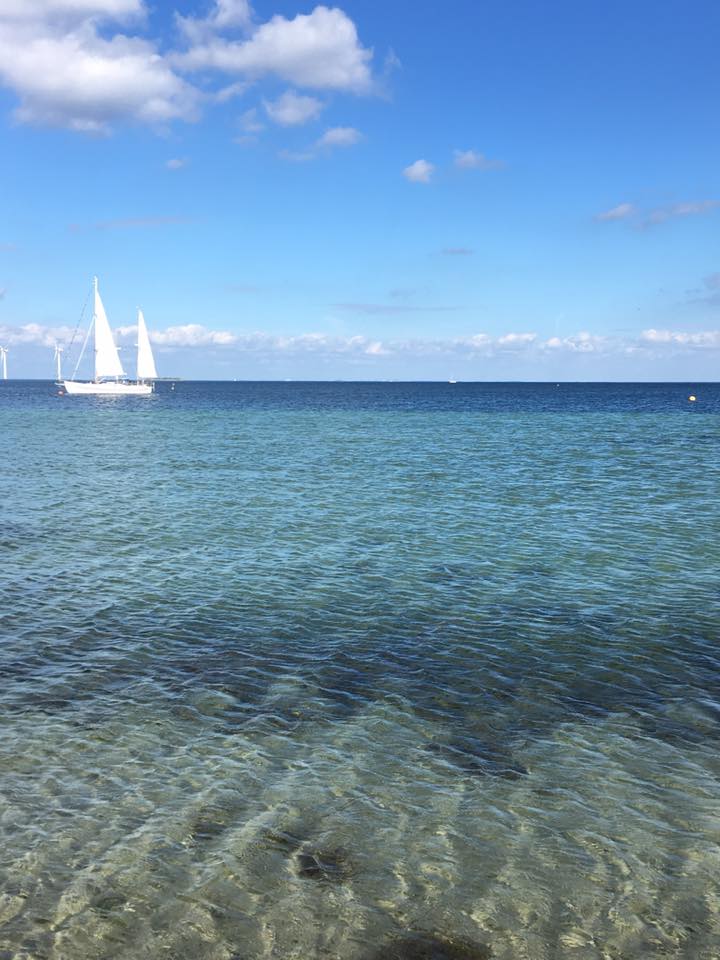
[93,279,125,380]
[136,309,158,380]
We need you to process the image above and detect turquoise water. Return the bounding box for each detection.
[2,381,720,960]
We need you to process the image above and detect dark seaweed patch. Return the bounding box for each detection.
[369,933,492,960]
[188,806,236,844]
[427,735,528,780]
[90,893,127,917]
[261,827,304,854]
[296,846,352,883]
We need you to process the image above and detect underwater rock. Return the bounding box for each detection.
[188,806,234,844]
[296,846,351,883]
[90,893,127,917]
[369,933,492,960]
[261,827,304,854]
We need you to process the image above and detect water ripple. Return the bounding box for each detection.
[1,381,719,958]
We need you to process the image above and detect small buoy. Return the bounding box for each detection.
[689,395,697,402]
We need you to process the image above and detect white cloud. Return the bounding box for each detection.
[641,328,720,347]
[541,332,609,353]
[263,89,323,126]
[7,321,720,360]
[177,0,253,43]
[0,3,374,133]
[151,324,238,347]
[0,322,80,347]
[165,157,187,170]
[115,323,238,346]
[0,3,198,132]
[212,0,254,29]
[316,125,362,148]
[497,332,537,348]
[0,1,143,20]
[403,159,434,183]
[595,202,635,222]
[175,6,372,92]
[453,149,503,170]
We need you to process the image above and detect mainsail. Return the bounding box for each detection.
[93,280,125,380]
[136,309,158,380]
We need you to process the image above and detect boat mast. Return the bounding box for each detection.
[54,343,64,381]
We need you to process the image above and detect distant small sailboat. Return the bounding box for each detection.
[0,346,8,380]
[63,278,157,396]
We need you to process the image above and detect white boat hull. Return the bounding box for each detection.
[63,380,153,396]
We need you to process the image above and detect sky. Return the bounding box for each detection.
[0,0,719,380]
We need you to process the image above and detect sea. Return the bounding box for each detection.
[2,380,719,960]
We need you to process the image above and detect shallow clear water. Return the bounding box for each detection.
[1,380,719,960]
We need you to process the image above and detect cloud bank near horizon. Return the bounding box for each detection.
[3,322,720,361]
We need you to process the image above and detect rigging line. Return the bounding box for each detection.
[64,285,91,373]
[71,315,93,382]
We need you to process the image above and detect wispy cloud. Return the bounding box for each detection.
[442,247,473,256]
[596,199,720,227]
[213,80,249,103]
[686,272,720,308]
[333,302,460,315]
[644,200,720,226]
[453,149,504,171]
[263,89,323,126]
[595,202,635,222]
[69,215,192,232]
[277,148,315,163]
[165,157,188,170]
[316,126,362,148]
[238,106,264,132]
[403,159,434,183]
[0,288,6,300]
[278,125,363,162]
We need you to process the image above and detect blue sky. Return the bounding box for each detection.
[1,0,719,380]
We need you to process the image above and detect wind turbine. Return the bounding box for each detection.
[53,342,64,381]
[0,346,7,380]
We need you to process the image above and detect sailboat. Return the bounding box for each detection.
[63,278,157,396]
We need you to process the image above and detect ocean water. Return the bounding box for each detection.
[1,380,719,960]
